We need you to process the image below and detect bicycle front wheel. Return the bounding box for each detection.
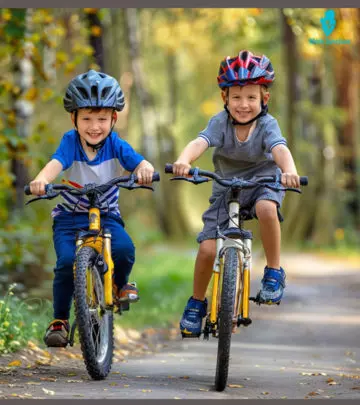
[74,246,114,380]
[215,247,239,392]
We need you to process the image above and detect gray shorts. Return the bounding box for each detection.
[197,186,285,243]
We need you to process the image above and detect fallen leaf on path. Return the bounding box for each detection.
[109,382,118,386]
[199,388,209,391]
[26,382,41,385]
[35,359,51,366]
[67,372,77,376]
[7,360,21,367]
[179,376,189,379]
[228,384,243,388]
[73,394,84,397]
[301,372,327,376]
[40,377,57,382]
[67,380,83,383]
[261,392,270,395]
[136,376,148,378]
[124,384,130,388]
[111,371,120,374]
[351,387,360,390]
[42,387,55,396]
[141,389,152,392]
[174,397,181,399]
[328,381,338,385]
[307,391,320,396]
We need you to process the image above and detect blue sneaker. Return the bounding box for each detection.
[180,297,208,337]
[258,266,286,304]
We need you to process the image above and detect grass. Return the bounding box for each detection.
[116,248,195,329]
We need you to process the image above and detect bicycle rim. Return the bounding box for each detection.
[215,247,239,392]
[74,246,114,380]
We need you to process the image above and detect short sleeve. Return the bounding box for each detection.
[262,118,287,153]
[51,132,75,170]
[198,115,224,148]
[113,135,144,172]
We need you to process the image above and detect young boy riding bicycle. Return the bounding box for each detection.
[29,70,155,347]
[172,50,301,337]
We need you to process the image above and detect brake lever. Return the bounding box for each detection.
[170,176,208,184]
[170,168,209,185]
[25,191,61,205]
[129,185,154,191]
[285,187,302,194]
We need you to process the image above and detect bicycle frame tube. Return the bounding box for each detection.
[209,197,253,328]
[75,207,114,307]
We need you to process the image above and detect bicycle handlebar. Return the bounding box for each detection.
[164,163,308,188]
[24,172,161,196]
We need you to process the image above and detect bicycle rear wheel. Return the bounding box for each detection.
[74,246,114,380]
[215,247,239,392]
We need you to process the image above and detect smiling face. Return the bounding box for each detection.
[222,84,269,124]
[71,108,117,149]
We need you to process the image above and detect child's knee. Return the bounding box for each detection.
[255,200,278,222]
[198,239,216,262]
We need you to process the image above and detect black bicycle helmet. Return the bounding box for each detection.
[63,70,125,112]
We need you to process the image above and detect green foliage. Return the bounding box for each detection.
[0,283,52,354]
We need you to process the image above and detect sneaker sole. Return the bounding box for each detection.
[44,333,68,348]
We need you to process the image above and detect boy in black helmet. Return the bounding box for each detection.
[30,70,155,347]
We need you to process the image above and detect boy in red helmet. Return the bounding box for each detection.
[173,50,301,337]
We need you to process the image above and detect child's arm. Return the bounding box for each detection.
[271,144,300,188]
[173,138,208,176]
[134,159,155,185]
[29,159,63,196]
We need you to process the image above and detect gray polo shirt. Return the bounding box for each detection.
[198,110,287,197]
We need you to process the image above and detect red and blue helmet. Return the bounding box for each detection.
[217,50,275,89]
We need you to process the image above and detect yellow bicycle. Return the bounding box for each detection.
[24,172,159,380]
[165,163,307,391]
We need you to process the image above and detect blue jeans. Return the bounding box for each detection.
[52,212,135,320]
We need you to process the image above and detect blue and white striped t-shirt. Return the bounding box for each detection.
[51,130,144,217]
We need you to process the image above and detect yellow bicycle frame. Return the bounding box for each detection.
[75,207,115,307]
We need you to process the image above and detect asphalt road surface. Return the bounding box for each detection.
[1,253,360,399]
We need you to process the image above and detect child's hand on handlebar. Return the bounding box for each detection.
[173,161,192,177]
[135,160,155,185]
[281,173,300,188]
[30,179,48,196]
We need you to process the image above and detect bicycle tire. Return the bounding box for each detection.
[215,247,239,392]
[74,246,114,380]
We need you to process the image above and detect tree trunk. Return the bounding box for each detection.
[124,8,190,238]
[85,8,105,71]
[333,9,359,228]
[280,9,301,155]
[8,9,33,212]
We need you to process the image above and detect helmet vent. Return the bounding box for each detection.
[101,86,111,99]
[77,87,88,99]
[91,85,98,99]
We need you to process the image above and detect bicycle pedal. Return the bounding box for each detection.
[181,333,201,339]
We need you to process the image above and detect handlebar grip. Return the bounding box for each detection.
[24,185,32,195]
[152,172,160,182]
[300,177,308,186]
[164,163,173,174]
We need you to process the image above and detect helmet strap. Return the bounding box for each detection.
[224,102,268,126]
